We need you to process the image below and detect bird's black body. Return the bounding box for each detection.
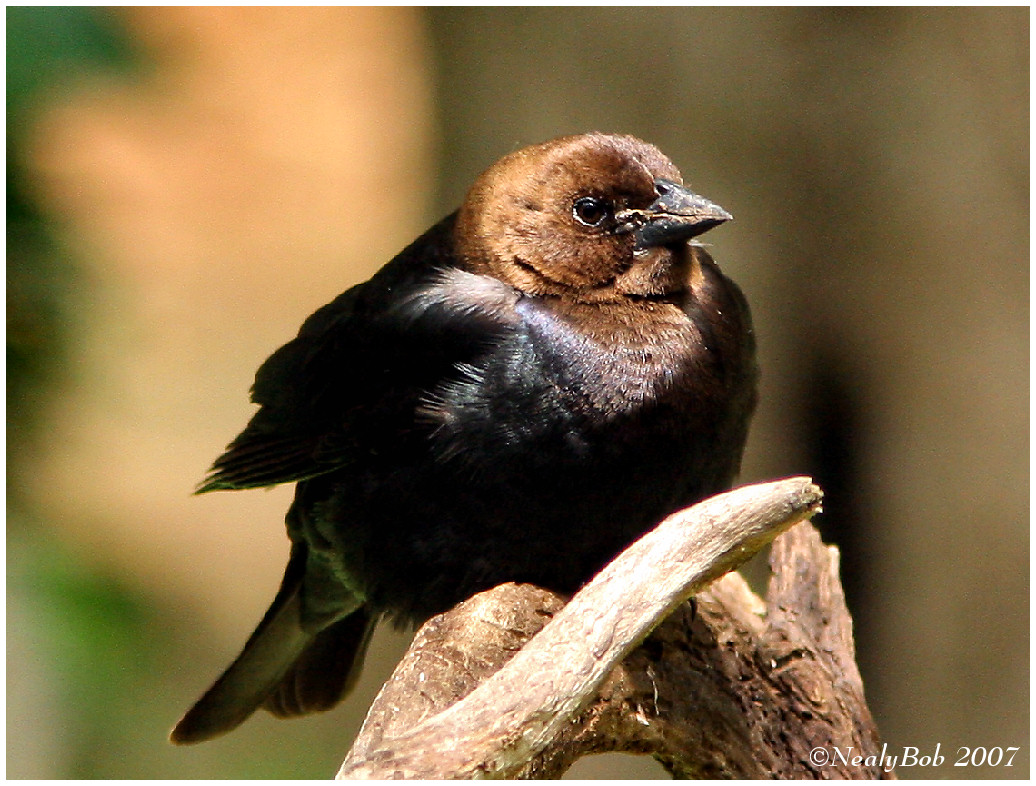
[172,133,757,743]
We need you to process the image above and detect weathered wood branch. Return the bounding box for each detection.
[338,477,887,779]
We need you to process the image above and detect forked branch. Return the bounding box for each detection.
[337,477,887,779]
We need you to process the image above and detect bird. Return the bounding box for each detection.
[171,132,758,744]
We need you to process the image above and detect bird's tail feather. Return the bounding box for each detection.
[263,608,375,718]
[170,546,373,744]
[170,587,313,744]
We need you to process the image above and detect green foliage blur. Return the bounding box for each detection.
[7,8,157,778]
[8,6,132,467]
[7,10,359,777]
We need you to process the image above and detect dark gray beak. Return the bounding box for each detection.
[617,179,732,249]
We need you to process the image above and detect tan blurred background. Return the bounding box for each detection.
[7,7,1027,779]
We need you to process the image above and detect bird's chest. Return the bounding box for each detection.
[420,297,713,467]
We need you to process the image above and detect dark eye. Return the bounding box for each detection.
[572,196,611,227]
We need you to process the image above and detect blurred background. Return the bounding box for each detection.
[7,7,1027,779]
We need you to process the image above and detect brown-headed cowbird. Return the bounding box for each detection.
[171,133,757,744]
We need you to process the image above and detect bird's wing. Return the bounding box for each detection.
[196,284,367,492]
[197,220,520,493]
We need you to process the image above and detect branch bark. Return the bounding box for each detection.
[338,477,887,779]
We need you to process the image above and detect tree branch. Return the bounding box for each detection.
[338,477,890,779]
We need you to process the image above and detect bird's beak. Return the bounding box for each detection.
[617,179,732,249]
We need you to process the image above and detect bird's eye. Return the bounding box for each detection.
[572,196,611,227]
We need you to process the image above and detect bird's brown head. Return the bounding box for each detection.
[454,133,731,302]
